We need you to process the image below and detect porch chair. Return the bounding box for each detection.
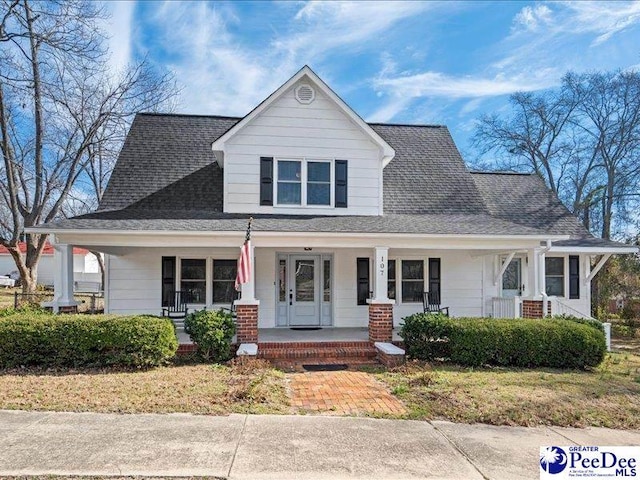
[423,291,449,316]
[220,291,241,319]
[162,290,189,319]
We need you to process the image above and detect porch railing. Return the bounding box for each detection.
[14,291,105,314]
[549,298,594,320]
[491,296,522,318]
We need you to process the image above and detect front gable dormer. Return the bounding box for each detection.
[212,66,394,216]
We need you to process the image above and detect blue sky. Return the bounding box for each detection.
[104,1,640,161]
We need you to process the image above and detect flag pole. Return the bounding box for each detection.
[235,217,254,293]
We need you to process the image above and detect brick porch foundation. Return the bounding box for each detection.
[522,299,552,318]
[236,304,259,343]
[368,302,393,343]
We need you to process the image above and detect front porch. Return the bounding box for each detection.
[177,326,403,345]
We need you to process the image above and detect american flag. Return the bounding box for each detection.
[235,218,253,290]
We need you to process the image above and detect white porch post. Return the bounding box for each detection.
[372,246,390,302]
[53,244,77,312]
[538,249,546,297]
[368,246,394,343]
[525,248,540,298]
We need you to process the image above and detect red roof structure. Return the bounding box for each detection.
[0,242,89,256]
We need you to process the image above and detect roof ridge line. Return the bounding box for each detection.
[368,122,444,128]
[470,171,536,176]
[137,112,243,120]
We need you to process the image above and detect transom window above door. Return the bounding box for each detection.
[276,158,332,206]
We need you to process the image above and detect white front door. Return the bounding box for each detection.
[289,255,320,326]
[502,257,523,298]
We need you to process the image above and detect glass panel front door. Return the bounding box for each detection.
[289,255,320,326]
[502,257,522,298]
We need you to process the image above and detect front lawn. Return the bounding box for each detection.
[376,352,640,429]
[0,359,289,415]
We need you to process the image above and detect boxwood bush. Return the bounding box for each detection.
[0,311,178,368]
[400,313,606,369]
[184,309,236,362]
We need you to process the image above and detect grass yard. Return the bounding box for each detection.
[376,352,640,429]
[0,359,289,415]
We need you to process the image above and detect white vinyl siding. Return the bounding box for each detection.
[224,81,382,216]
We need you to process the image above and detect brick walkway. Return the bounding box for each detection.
[289,371,407,416]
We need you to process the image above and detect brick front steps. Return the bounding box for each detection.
[257,341,379,369]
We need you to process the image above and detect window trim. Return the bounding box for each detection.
[212,259,238,304]
[175,256,244,307]
[401,259,425,304]
[274,157,335,208]
[179,258,207,305]
[545,256,566,298]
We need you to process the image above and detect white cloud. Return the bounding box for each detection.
[374,71,553,99]
[562,1,640,46]
[103,1,135,73]
[140,0,441,116]
[278,1,434,66]
[512,4,553,32]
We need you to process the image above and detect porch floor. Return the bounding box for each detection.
[176,327,402,345]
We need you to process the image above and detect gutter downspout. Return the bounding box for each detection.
[539,240,552,317]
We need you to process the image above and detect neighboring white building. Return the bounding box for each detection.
[29,66,637,344]
[0,242,101,290]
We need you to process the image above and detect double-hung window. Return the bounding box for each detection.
[545,257,565,297]
[402,260,424,303]
[212,260,237,304]
[181,259,206,303]
[276,159,331,206]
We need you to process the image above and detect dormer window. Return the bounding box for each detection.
[260,156,348,209]
[275,158,332,207]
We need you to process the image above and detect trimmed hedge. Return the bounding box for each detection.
[0,311,178,368]
[400,313,606,369]
[184,309,236,362]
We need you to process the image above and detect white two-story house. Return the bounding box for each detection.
[30,66,636,348]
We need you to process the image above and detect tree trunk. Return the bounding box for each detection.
[5,246,38,294]
[91,250,105,291]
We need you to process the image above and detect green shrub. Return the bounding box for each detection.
[184,309,236,362]
[0,313,177,368]
[400,314,606,369]
[550,314,605,334]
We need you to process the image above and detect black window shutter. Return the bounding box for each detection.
[428,258,441,303]
[260,157,273,206]
[335,160,348,208]
[161,256,176,307]
[357,257,370,305]
[569,255,580,299]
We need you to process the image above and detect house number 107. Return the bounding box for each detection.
[379,256,385,276]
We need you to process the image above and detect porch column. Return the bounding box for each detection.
[522,247,545,318]
[368,246,394,343]
[53,244,78,313]
[525,248,540,297]
[236,243,259,343]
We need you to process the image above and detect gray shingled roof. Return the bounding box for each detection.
[99,114,238,211]
[372,124,488,215]
[470,172,591,239]
[34,113,630,247]
[43,211,560,236]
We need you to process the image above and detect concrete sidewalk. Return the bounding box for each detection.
[0,410,638,480]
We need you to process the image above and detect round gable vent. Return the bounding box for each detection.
[295,84,315,104]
